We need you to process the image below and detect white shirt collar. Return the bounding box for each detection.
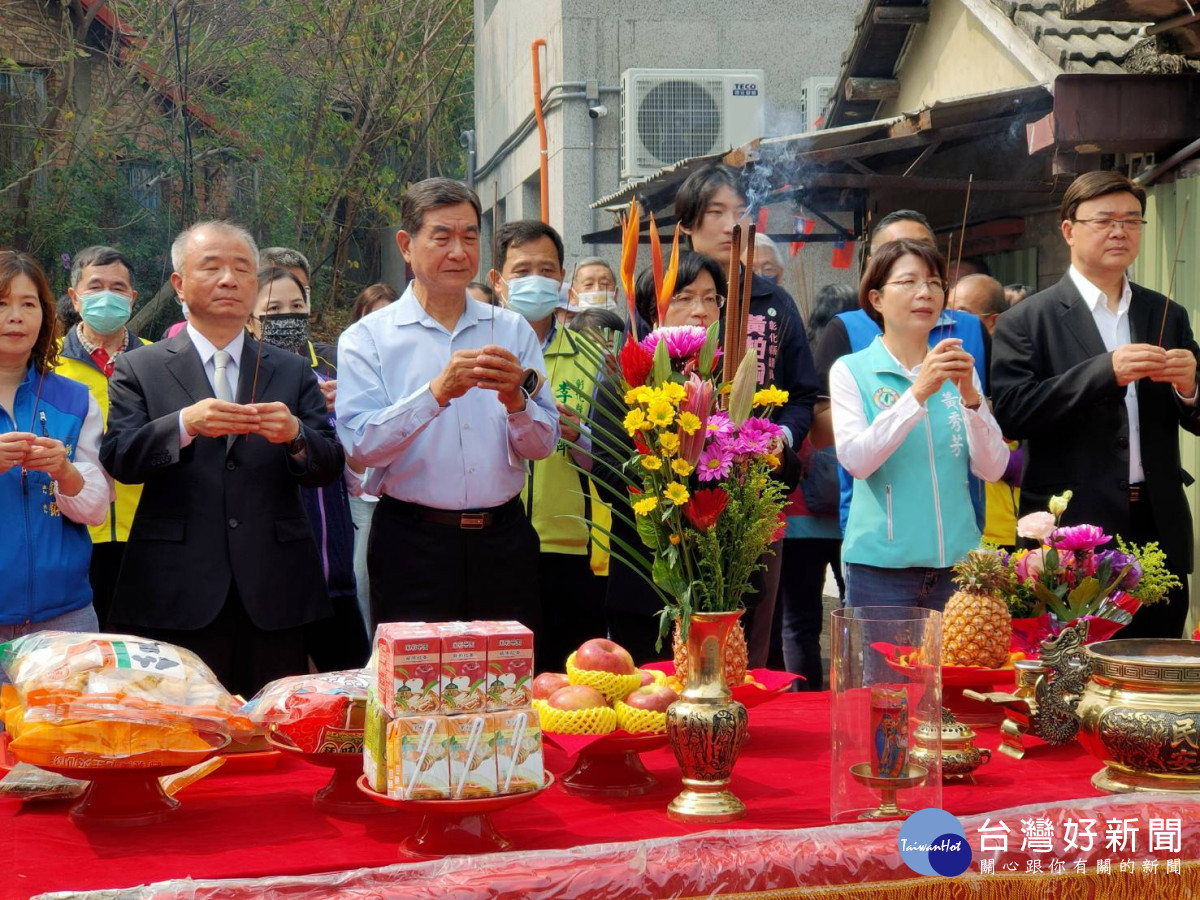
[1069,265,1131,317]
[186,322,245,367]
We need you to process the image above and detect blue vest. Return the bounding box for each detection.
[836,309,987,533]
[840,336,980,569]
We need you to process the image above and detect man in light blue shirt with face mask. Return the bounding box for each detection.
[336,179,560,633]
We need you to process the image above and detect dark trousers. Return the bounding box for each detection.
[305,593,370,672]
[368,496,542,639]
[606,607,668,667]
[119,584,308,699]
[1119,493,1190,639]
[537,552,605,673]
[770,537,842,691]
[88,541,126,629]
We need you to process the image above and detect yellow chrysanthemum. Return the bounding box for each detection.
[625,386,653,405]
[671,459,694,477]
[647,400,675,428]
[753,386,789,408]
[764,454,780,470]
[640,455,663,471]
[660,382,686,404]
[677,412,702,435]
[658,432,680,456]
[623,409,646,436]
[633,497,658,517]
[663,483,690,505]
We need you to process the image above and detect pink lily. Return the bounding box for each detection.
[679,372,713,466]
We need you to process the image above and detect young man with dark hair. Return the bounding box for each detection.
[992,170,1200,639]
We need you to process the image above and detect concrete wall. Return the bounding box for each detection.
[474,0,855,283]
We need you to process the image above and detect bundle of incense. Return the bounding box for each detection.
[1158,197,1190,347]
[739,222,756,373]
[722,224,744,382]
[941,175,973,344]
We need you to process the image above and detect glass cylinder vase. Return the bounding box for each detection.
[665,610,749,822]
[830,606,942,822]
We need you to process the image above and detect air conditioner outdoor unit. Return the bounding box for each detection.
[801,76,836,132]
[620,68,765,181]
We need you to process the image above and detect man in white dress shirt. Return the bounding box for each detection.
[336,178,559,631]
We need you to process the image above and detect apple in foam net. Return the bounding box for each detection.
[532,672,570,700]
[546,685,608,711]
[622,685,679,713]
[637,670,656,687]
[574,638,636,675]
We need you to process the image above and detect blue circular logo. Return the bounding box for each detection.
[897,808,971,877]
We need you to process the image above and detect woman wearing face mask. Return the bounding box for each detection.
[254,268,370,665]
[1,251,111,666]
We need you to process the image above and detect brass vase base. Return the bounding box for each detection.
[849,763,929,820]
[666,784,746,823]
[1092,766,1200,795]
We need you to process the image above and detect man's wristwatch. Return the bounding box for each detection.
[285,422,306,455]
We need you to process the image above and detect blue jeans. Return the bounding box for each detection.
[844,563,954,613]
[0,604,100,686]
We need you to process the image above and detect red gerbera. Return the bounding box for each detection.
[683,487,729,531]
[619,339,654,388]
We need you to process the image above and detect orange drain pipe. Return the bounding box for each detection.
[531,38,549,224]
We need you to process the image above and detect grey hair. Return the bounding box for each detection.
[260,246,311,279]
[70,245,133,288]
[570,256,616,286]
[170,221,259,275]
[752,232,781,263]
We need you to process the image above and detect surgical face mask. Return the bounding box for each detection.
[79,290,132,336]
[574,289,618,313]
[503,274,561,322]
[260,312,310,356]
[180,301,189,319]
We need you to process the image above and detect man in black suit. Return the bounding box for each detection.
[101,221,344,695]
[992,171,1199,639]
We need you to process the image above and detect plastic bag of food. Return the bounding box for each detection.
[242,669,370,753]
[0,632,253,765]
[0,763,88,802]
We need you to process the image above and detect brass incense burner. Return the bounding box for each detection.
[910,709,991,783]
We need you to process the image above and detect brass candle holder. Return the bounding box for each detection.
[848,763,929,820]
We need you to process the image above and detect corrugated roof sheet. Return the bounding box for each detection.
[991,0,1148,73]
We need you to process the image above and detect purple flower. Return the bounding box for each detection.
[640,325,709,360]
[706,411,735,438]
[61,253,71,270]
[733,417,783,455]
[1050,524,1111,552]
[1096,550,1142,591]
[697,443,733,482]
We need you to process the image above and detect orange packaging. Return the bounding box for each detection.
[446,714,497,798]
[375,622,440,717]
[477,621,534,711]
[385,715,449,800]
[437,623,487,715]
[492,708,544,795]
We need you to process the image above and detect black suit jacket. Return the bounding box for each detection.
[100,330,344,631]
[991,274,1200,571]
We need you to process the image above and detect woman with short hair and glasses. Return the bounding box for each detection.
[830,238,1009,610]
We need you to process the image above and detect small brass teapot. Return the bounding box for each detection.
[911,709,992,783]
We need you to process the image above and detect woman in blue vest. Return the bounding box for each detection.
[829,239,1008,610]
[0,251,110,664]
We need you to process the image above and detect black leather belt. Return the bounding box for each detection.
[381,496,519,530]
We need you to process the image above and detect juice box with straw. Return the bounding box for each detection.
[376,622,441,716]
[363,687,389,794]
[492,708,544,795]
[438,623,488,714]
[385,715,449,800]
[477,620,534,711]
[447,714,497,799]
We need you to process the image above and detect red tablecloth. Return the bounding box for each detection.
[0,691,1123,898]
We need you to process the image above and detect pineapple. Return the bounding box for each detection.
[943,550,1013,668]
[672,618,749,688]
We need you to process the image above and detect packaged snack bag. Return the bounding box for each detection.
[386,715,449,800]
[447,714,497,798]
[438,623,487,715]
[375,623,440,716]
[242,670,370,754]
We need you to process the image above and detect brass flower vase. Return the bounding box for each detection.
[665,610,749,822]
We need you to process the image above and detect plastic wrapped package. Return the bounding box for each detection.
[29,793,1200,899]
[241,669,370,753]
[0,631,253,766]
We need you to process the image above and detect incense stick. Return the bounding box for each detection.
[248,277,273,406]
[1157,197,1191,347]
[491,181,500,346]
[723,224,744,380]
[739,223,756,376]
[942,174,974,344]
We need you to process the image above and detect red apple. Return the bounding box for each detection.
[546,685,608,711]
[574,638,636,675]
[636,670,656,687]
[532,672,570,700]
[622,685,679,713]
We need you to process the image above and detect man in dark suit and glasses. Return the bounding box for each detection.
[101,221,344,695]
[992,171,1199,639]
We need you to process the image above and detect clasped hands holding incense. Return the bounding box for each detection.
[430,345,526,414]
[1113,343,1196,395]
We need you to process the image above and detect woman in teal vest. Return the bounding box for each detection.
[829,239,1009,610]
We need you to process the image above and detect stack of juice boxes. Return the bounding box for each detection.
[364,620,544,800]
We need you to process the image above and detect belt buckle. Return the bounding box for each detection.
[460,512,487,530]
[1130,485,1142,503]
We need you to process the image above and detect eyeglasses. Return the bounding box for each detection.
[668,293,725,309]
[1072,216,1146,232]
[883,279,945,296]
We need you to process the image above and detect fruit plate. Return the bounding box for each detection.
[542,731,669,798]
[641,664,801,708]
[267,732,391,816]
[357,772,553,858]
[872,642,1017,727]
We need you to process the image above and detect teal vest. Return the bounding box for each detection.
[841,336,979,570]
